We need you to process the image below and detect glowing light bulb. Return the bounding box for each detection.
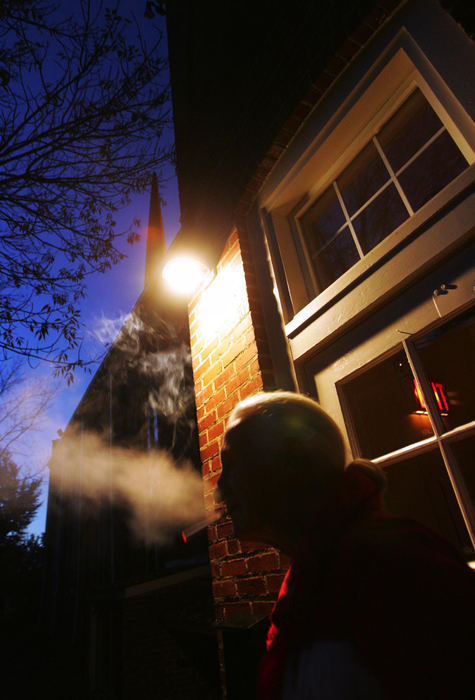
[162,257,210,296]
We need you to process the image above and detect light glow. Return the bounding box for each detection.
[162,257,210,296]
[198,264,248,342]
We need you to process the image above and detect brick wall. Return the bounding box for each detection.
[189,229,289,630]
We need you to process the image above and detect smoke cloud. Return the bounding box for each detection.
[52,428,210,545]
[50,303,207,545]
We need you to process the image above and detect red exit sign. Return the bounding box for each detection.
[413,379,449,415]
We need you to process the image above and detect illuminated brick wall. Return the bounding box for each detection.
[188,228,289,625]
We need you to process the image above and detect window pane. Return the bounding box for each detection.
[352,183,409,254]
[414,309,475,431]
[451,436,475,514]
[312,228,359,292]
[398,131,467,212]
[343,351,433,459]
[337,141,389,216]
[300,186,345,255]
[378,89,443,172]
[383,450,472,554]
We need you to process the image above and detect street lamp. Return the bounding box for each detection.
[162,256,212,296]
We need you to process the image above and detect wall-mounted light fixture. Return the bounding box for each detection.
[162,256,212,296]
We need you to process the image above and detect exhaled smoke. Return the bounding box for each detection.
[52,428,207,545]
[145,344,194,420]
[90,311,129,347]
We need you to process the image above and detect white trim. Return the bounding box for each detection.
[260,24,474,324]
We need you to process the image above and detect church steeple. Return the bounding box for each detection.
[144,172,166,288]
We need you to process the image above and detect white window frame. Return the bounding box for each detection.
[261,32,475,336]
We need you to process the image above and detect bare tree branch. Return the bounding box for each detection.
[0,0,172,379]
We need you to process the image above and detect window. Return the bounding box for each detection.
[298,89,468,297]
[340,308,475,555]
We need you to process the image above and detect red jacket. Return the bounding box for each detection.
[259,464,475,699]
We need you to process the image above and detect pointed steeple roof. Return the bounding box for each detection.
[144,172,166,288]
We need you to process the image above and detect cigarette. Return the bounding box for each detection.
[182,518,210,539]
[181,509,223,542]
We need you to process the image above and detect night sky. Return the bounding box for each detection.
[2,1,181,536]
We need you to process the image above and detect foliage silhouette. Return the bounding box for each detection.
[0,0,171,380]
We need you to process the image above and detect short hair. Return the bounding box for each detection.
[225,391,346,493]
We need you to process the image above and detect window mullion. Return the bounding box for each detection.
[333,181,364,259]
[402,338,475,547]
[395,125,446,177]
[373,135,414,216]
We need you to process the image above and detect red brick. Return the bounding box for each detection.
[203,472,220,493]
[250,358,261,377]
[240,540,263,554]
[192,356,211,380]
[191,332,205,353]
[220,253,242,277]
[204,492,216,510]
[202,361,223,388]
[207,524,218,543]
[209,541,228,560]
[245,552,279,574]
[200,440,219,462]
[203,335,219,356]
[212,386,226,407]
[227,538,241,555]
[222,334,249,368]
[267,573,285,594]
[223,601,252,619]
[207,422,223,443]
[253,601,275,617]
[220,236,240,266]
[225,366,250,398]
[199,408,217,431]
[214,363,235,391]
[201,460,213,477]
[234,341,258,372]
[217,395,237,420]
[196,382,214,404]
[220,558,247,577]
[209,345,224,367]
[239,375,263,401]
[213,580,236,599]
[216,520,234,539]
[210,456,222,473]
[233,315,252,341]
[198,431,208,449]
[236,577,267,597]
[280,553,291,570]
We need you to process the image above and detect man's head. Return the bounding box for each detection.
[218,391,347,549]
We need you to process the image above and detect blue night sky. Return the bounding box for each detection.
[26,176,180,537]
[29,179,180,537]
[1,1,181,537]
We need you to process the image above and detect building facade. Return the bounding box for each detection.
[166,0,474,695]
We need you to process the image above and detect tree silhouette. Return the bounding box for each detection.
[0,450,42,544]
[0,0,171,378]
